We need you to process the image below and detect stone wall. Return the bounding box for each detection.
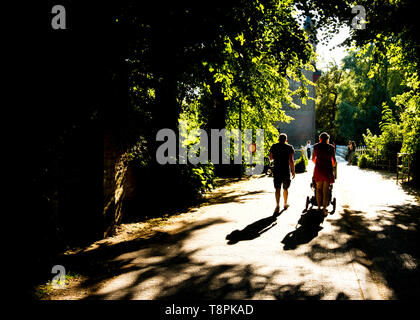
[103,132,139,236]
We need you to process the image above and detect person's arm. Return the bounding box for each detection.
[268,145,274,162]
[312,146,317,164]
[289,152,295,178]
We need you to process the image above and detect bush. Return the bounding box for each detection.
[366,154,376,168]
[125,159,215,223]
[350,153,359,165]
[191,162,215,193]
[357,153,376,169]
[397,91,420,184]
[303,151,309,166]
[358,154,368,168]
[363,124,402,169]
[295,152,308,173]
[171,162,215,205]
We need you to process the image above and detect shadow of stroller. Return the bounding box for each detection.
[281,209,325,250]
[226,212,283,245]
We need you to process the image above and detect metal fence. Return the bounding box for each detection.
[353,146,413,184]
[397,153,412,184]
[354,146,393,170]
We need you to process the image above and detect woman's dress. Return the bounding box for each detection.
[313,142,335,184]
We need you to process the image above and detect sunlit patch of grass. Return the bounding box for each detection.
[33,272,82,300]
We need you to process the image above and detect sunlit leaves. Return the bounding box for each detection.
[190,1,316,154]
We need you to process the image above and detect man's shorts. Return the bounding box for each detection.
[273,175,291,190]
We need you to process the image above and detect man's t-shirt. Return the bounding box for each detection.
[269,143,294,177]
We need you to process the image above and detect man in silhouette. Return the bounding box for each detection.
[269,133,295,214]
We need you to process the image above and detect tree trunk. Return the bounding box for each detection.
[208,81,232,176]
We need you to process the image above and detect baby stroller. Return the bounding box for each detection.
[266,160,274,177]
[304,163,337,214]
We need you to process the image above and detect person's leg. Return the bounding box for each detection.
[316,181,323,210]
[275,188,281,212]
[273,174,281,212]
[322,181,329,215]
[283,189,288,208]
[283,178,291,209]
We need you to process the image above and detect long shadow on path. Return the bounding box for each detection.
[225,211,285,245]
[281,209,325,250]
[44,212,351,299]
[73,216,338,300]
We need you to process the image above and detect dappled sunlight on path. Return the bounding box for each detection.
[46,162,419,300]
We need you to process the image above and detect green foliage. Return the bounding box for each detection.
[380,102,396,131]
[335,101,363,143]
[315,35,418,155]
[315,62,343,139]
[177,105,216,196]
[381,125,403,163]
[294,151,308,173]
[204,0,316,154]
[395,90,420,156]
[118,0,321,213]
[192,164,215,191]
[367,154,377,168]
[358,154,368,168]
[350,153,359,166]
[333,44,408,144]
[27,0,420,293]
[303,152,309,167]
[357,153,376,169]
[363,123,403,170]
[183,162,216,197]
[394,89,420,182]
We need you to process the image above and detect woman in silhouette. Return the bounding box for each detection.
[347,140,356,165]
[312,132,336,216]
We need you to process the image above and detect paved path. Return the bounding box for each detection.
[51,158,419,300]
